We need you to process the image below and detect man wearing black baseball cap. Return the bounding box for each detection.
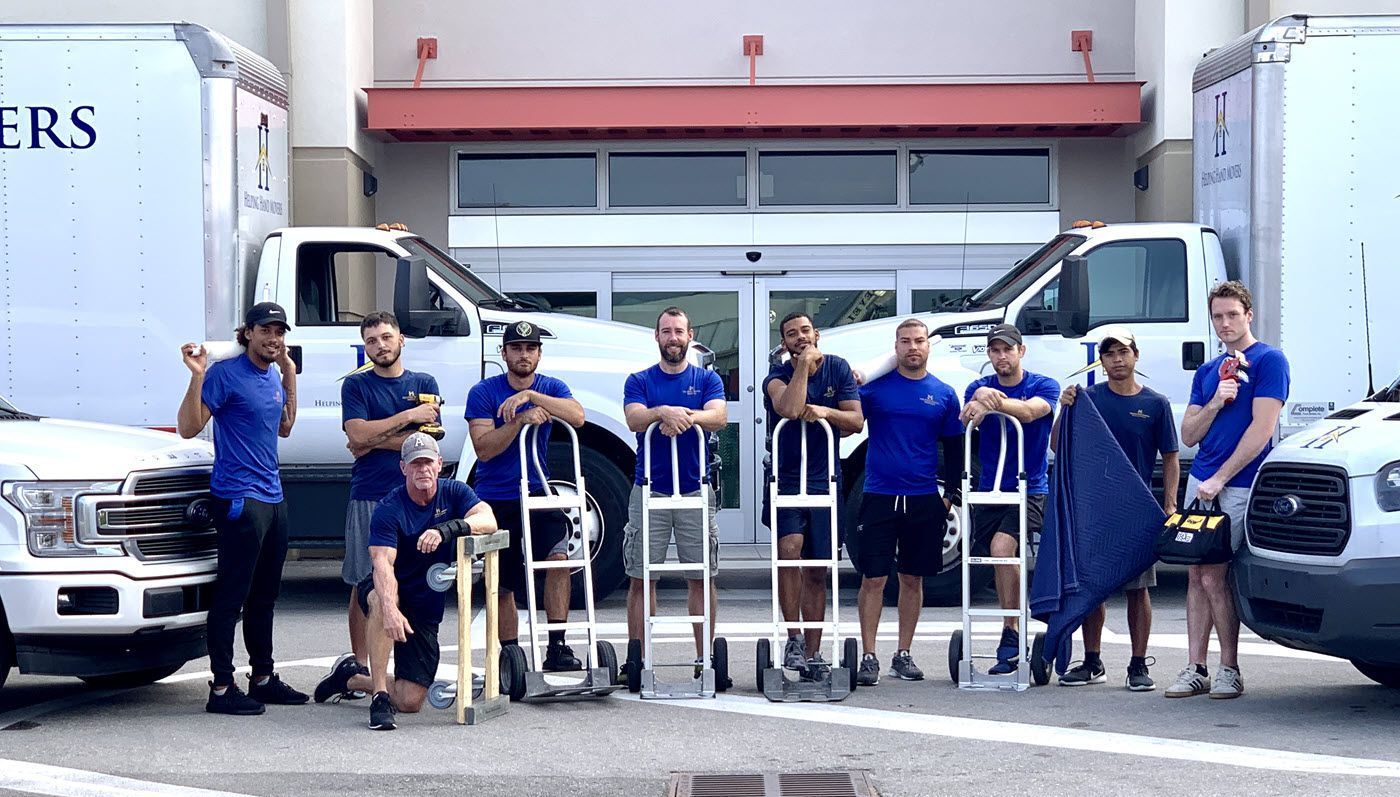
[178,301,305,715]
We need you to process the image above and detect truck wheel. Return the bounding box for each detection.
[547,442,630,608]
[79,663,183,689]
[0,604,12,691]
[1351,660,1400,688]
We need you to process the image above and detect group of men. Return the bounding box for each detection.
[174,276,1286,729]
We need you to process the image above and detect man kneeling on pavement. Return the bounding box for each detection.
[316,432,497,730]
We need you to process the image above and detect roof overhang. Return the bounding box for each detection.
[365,81,1143,142]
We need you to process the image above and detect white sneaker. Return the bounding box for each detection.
[1210,665,1244,699]
[1164,664,1210,698]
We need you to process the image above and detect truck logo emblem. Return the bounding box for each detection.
[257,113,271,190]
[1213,91,1229,157]
[1272,495,1302,518]
[1301,425,1359,449]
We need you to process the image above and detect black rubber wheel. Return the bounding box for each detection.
[595,640,618,686]
[500,643,529,701]
[1352,660,1400,688]
[755,637,771,693]
[625,638,642,693]
[1030,632,1050,686]
[79,663,183,689]
[713,637,731,692]
[948,629,964,684]
[550,442,631,609]
[843,637,859,693]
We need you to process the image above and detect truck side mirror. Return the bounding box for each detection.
[1056,255,1091,339]
[394,256,461,338]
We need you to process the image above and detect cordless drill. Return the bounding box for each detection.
[1217,351,1250,405]
[406,392,446,440]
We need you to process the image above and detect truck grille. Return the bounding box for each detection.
[78,467,215,561]
[131,471,211,495]
[1249,598,1324,634]
[1247,464,1351,556]
[130,534,218,561]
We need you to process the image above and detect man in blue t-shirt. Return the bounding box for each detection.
[315,433,497,731]
[622,306,728,678]
[178,301,306,715]
[320,311,441,698]
[1171,281,1289,701]
[852,318,964,687]
[762,312,863,681]
[466,320,586,672]
[1051,326,1180,691]
[960,323,1059,676]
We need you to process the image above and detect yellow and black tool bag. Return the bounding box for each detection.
[1155,499,1233,565]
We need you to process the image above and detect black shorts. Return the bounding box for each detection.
[761,487,843,561]
[970,494,1047,547]
[355,579,440,689]
[490,495,572,595]
[852,492,946,578]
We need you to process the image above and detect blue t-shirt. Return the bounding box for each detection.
[1083,383,1179,488]
[1188,341,1290,488]
[860,371,963,496]
[465,373,575,500]
[762,355,860,493]
[202,355,285,502]
[624,364,726,493]
[965,371,1059,494]
[368,479,482,623]
[341,369,440,501]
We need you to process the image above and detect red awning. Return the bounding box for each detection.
[365,82,1142,141]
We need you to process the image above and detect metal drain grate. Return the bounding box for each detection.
[668,771,878,797]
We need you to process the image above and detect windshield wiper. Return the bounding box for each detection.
[478,296,542,311]
[0,406,40,420]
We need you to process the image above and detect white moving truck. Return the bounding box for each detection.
[0,23,672,601]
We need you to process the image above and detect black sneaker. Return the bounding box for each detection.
[314,654,364,703]
[803,654,832,683]
[543,642,583,672]
[856,653,881,687]
[1126,657,1156,692]
[1058,659,1107,686]
[206,682,264,716]
[889,650,925,681]
[247,673,309,705]
[368,691,397,730]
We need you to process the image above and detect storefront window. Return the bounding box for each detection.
[457,153,597,208]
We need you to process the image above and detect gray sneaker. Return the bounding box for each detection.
[804,654,831,683]
[856,653,881,686]
[1165,664,1210,698]
[782,636,808,674]
[1210,665,1244,699]
[1125,658,1156,692]
[889,650,924,681]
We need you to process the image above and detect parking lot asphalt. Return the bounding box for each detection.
[3,562,1399,797]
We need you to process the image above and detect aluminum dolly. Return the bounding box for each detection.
[755,418,858,701]
[947,411,1051,691]
[624,424,730,698]
[422,528,512,724]
[509,420,622,701]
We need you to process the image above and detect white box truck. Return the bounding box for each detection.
[0,22,675,603]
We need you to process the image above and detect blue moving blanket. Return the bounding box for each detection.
[1030,395,1165,666]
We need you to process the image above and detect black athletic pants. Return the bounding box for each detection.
[207,497,290,687]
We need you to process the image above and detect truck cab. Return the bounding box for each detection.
[0,395,217,690]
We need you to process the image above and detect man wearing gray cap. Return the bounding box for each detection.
[317,432,497,730]
[178,301,304,715]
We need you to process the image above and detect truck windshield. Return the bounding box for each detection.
[398,237,507,305]
[0,395,17,414]
[963,234,1085,309]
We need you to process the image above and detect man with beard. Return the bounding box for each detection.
[1051,326,1179,691]
[623,307,728,679]
[466,320,586,670]
[763,312,863,680]
[315,312,441,702]
[852,319,963,686]
[960,323,1058,676]
[178,302,306,715]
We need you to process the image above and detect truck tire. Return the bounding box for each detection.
[1351,660,1400,688]
[79,663,183,689]
[546,442,630,608]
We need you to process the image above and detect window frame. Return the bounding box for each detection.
[907,147,1052,207]
[455,151,601,211]
[1014,237,1192,333]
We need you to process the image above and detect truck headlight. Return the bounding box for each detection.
[2,481,123,557]
[1375,462,1400,512]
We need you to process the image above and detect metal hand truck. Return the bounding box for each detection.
[624,423,730,698]
[511,420,622,700]
[422,528,512,724]
[755,418,858,701]
[947,411,1051,691]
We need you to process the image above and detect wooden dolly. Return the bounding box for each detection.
[424,528,512,724]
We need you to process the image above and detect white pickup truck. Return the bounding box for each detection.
[0,395,217,691]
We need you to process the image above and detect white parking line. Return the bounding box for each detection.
[626,693,1400,778]
[0,758,255,797]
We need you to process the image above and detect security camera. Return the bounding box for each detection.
[745,250,762,263]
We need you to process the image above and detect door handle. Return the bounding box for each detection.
[1181,341,1205,371]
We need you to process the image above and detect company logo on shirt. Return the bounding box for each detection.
[1130,410,1151,420]
[434,508,448,517]
[824,386,835,398]
[920,394,937,406]
[684,386,700,397]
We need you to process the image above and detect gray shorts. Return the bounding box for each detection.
[1123,564,1157,591]
[343,499,377,586]
[623,485,719,580]
[1186,475,1249,552]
